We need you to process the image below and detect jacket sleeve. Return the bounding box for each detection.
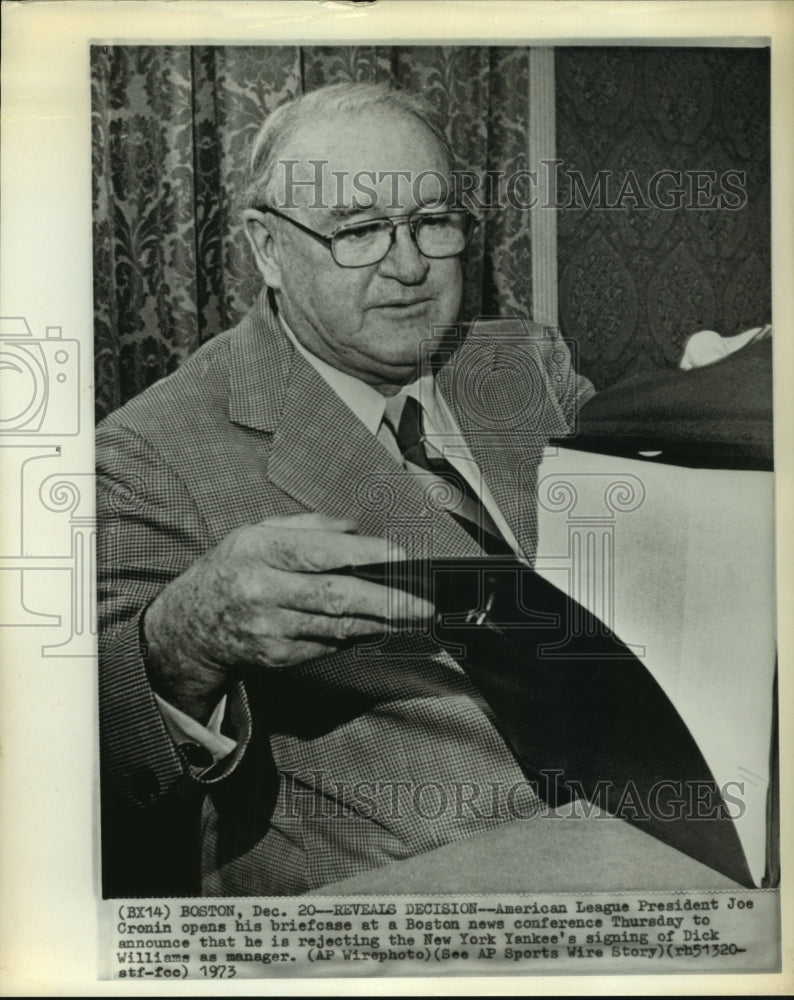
[96,421,251,895]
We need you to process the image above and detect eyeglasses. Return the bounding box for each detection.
[257,205,479,268]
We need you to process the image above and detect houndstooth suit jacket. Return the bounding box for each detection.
[97,289,595,897]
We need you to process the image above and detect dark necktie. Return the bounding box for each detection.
[384,395,514,557]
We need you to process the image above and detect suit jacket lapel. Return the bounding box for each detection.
[269,361,482,557]
[228,292,481,558]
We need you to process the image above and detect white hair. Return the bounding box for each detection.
[243,82,453,210]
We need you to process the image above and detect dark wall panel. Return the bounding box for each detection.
[556,47,770,389]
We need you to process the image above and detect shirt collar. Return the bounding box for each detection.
[280,317,437,435]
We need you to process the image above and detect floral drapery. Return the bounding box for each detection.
[91,45,771,417]
[91,46,535,420]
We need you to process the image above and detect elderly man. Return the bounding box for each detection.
[97,82,596,897]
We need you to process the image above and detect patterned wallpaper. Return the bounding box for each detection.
[555,47,771,389]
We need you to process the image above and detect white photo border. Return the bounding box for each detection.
[1,1,792,995]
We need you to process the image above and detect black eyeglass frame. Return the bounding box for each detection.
[255,205,479,268]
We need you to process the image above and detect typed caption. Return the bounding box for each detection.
[102,889,779,980]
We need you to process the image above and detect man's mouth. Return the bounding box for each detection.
[371,298,431,311]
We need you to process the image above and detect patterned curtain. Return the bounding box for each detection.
[91,46,534,421]
[556,47,771,389]
[92,45,771,416]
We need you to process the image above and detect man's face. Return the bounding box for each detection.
[250,108,464,388]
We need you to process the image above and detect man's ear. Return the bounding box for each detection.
[243,209,282,289]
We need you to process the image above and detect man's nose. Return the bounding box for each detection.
[376,222,430,283]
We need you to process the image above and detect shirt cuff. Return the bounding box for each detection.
[154,692,238,764]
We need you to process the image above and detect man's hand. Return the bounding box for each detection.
[142,514,433,722]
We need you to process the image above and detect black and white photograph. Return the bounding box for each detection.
[1,1,791,994]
